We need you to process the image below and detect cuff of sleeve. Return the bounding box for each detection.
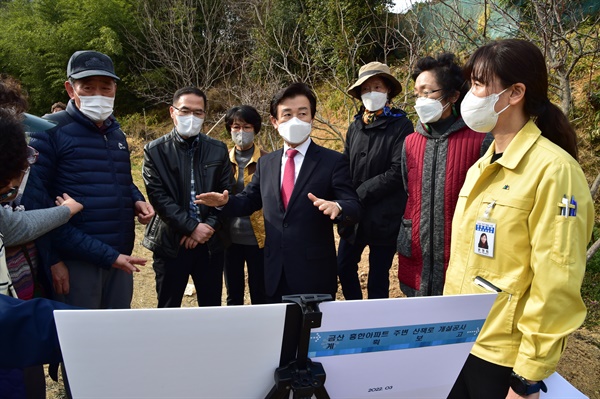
[58,205,71,221]
[513,353,557,381]
[106,251,120,270]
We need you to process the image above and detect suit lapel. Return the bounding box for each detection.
[286,141,320,211]
[267,148,285,211]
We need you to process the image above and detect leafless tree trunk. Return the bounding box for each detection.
[125,0,248,105]
[588,171,600,262]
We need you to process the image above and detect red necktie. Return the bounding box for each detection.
[281,149,298,209]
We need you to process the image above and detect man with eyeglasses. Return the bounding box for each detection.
[142,86,231,307]
[26,50,154,311]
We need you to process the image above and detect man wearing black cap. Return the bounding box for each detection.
[26,50,155,310]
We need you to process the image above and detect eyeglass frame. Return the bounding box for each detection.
[0,166,30,202]
[412,88,444,100]
[0,186,19,202]
[27,146,39,165]
[0,146,36,203]
[172,105,206,118]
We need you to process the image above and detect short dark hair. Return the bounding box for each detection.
[51,102,67,112]
[0,109,28,187]
[269,83,317,119]
[173,87,207,109]
[225,105,262,134]
[412,53,467,109]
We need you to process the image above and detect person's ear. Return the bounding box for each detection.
[65,81,76,100]
[449,90,460,104]
[508,83,526,105]
[169,106,177,124]
[270,115,279,130]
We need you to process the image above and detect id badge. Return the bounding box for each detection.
[474,219,496,258]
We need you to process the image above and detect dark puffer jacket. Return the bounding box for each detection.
[27,101,145,267]
[340,107,414,246]
[397,118,486,296]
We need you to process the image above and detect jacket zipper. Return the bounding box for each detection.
[427,139,440,295]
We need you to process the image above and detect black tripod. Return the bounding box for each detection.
[265,294,333,399]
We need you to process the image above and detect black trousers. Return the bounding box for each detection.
[153,244,223,307]
[447,354,512,399]
[337,238,396,300]
[224,243,266,305]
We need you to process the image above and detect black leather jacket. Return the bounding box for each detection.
[142,129,232,258]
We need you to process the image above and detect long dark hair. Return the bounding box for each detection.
[463,39,578,160]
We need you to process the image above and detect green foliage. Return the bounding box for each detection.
[0,0,135,114]
[303,0,386,78]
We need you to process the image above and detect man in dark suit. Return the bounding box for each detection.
[197,83,361,303]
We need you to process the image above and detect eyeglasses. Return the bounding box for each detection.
[413,88,443,99]
[172,105,205,118]
[0,166,30,202]
[27,146,38,165]
[0,186,19,202]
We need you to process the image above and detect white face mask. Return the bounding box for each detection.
[460,88,510,133]
[176,114,204,138]
[361,91,388,112]
[78,95,114,122]
[277,117,312,145]
[231,130,255,149]
[414,97,450,124]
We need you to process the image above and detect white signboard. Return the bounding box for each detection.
[55,305,288,398]
[55,294,586,398]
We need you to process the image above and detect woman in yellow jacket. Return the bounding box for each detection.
[444,39,594,399]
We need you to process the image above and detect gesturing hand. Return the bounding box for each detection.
[113,254,146,274]
[195,190,229,207]
[308,192,341,220]
[55,193,83,217]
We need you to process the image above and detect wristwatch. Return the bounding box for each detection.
[509,372,548,396]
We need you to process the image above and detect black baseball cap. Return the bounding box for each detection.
[67,51,120,80]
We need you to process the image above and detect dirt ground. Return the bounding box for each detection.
[46,224,600,398]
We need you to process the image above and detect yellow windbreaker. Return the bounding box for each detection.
[444,120,594,381]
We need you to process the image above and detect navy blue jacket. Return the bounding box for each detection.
[25,101,145,270]
[0,295,76,368]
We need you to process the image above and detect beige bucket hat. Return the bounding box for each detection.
[347,61,403,100]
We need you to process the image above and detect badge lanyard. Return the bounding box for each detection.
[474,200,496,258]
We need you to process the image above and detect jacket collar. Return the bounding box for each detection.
[170,128,202,149]
[229,144,262,165]
[66,99,119,133]
[356,107,407,130]
[481,119,541,171]
[416,116,467,139]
